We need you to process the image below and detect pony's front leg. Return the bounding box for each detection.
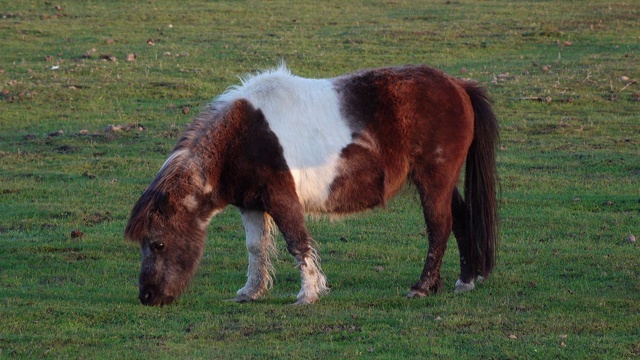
[293,245,329,305]
[234,209,277,302]
[267,197,329,305]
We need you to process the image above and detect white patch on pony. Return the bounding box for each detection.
[295,250,329,304]
[236,210,277,301]
[454,278,475,293]
[434,146,445,164]
[182,194,198,211]
[352,130,379,152]
[217,65,352,213]
[198,209,221,229]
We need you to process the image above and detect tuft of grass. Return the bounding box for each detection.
[1,0,639,358]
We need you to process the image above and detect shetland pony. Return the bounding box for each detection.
[125,64,499,306]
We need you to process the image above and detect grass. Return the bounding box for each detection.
[1,0,639,358]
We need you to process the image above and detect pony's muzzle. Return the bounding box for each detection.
[139,286,175,306]
[139,287,155,305]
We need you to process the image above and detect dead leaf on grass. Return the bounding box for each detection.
[556,40,573,47]
[84,211,112,225]
[99,54,117,62]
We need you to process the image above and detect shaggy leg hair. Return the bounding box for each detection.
[295,248,329,305]
[234,210,278,302]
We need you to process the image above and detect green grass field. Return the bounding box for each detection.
[1,0,638,358]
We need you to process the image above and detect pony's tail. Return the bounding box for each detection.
[462,82,499,279]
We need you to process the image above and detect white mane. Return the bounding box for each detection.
[215,64,297,106]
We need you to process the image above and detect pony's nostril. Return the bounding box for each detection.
[139,289,154,305]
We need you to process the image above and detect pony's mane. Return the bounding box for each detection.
[174,107,222,153]
[238,63,292,86]
[125,108,224,242]
[215,64,295,105]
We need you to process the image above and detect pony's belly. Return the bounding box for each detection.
[290,165,341,213]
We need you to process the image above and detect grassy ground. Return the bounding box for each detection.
[1,0,639,358]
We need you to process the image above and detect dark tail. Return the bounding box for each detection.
[462,82,499,279]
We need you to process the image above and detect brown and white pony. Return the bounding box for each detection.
[125,64,499,306]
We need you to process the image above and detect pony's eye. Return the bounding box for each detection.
[152,242,165,251]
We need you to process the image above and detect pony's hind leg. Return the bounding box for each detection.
[407,188,453,297]
[407,160,463,298]
[451,188,476,293]
[234,210,277,302]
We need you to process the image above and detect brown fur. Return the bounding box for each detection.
[332,66,483,295]
[125,65,499,305]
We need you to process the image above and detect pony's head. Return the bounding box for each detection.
[124,99,273,305]
[125,148,219,306]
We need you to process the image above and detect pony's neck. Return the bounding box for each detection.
[154,146,224,219]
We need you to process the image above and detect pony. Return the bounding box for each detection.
[125,64,499,306]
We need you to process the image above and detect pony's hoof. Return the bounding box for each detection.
[293,296,318,305]
[454,279,475,294]
[406,289,429,298]
[228,294,254,303]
